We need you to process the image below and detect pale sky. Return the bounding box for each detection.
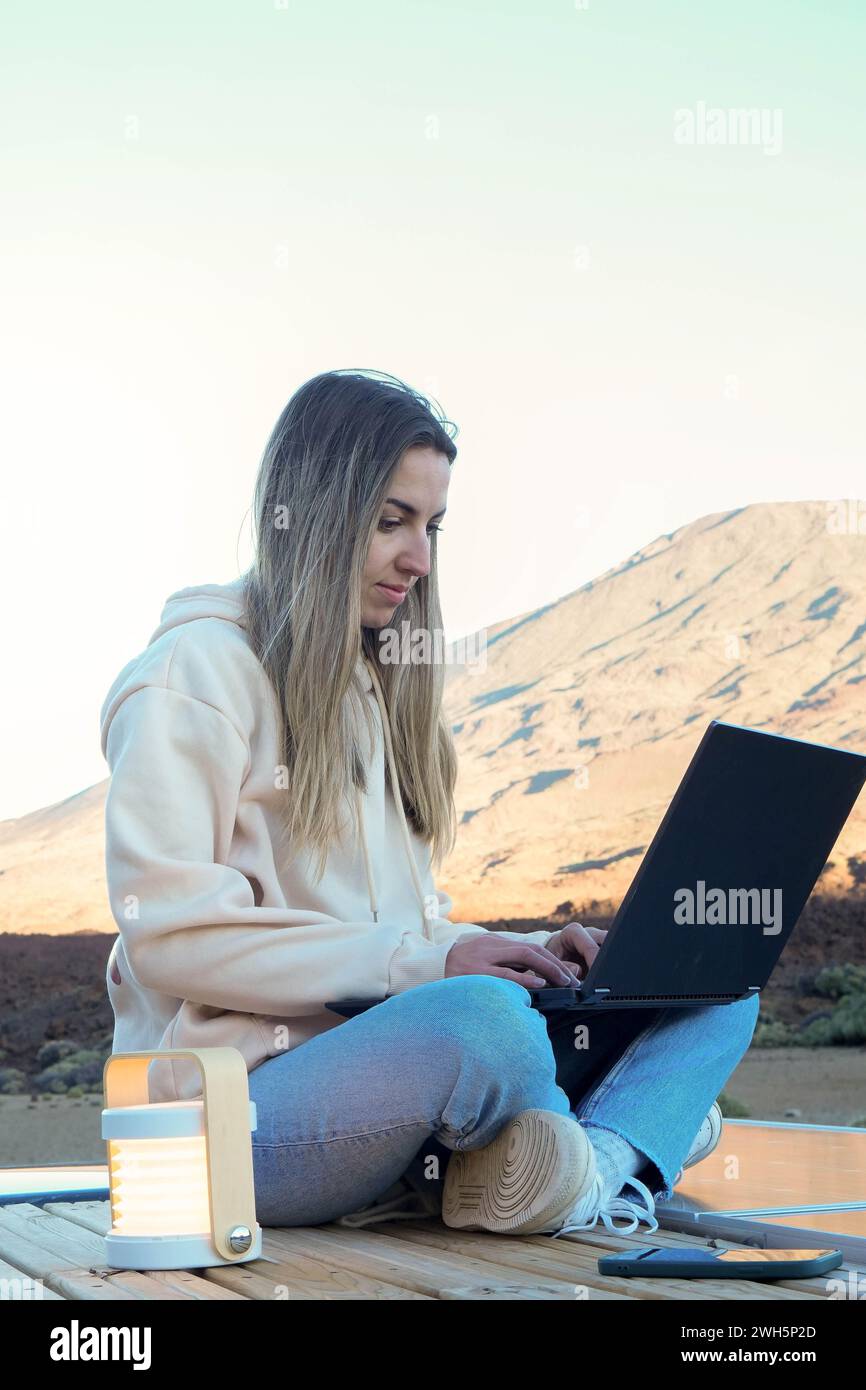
[1,0,864,820]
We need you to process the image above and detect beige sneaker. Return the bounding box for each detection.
[673,1101,724,1187]
[441,1108,658,1237]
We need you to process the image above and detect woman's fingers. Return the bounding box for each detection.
[444,932,583,986]
[495,941,580,985]
[484,966,549,987]
[560,921,606,973]
[566,923,608,946]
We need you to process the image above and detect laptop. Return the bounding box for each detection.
[325,720,866,1018]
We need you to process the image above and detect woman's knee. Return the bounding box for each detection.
[414,973,535,1026]
[399,971,539,1033]
[416,974,552,1071]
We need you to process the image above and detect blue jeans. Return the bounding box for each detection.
[248,975,760,1226]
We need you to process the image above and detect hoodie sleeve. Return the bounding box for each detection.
[383,888,555,994]
[102,683,517,1014]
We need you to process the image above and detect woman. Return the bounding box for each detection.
[101,368,759,1238]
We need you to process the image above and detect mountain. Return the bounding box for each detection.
[0,500,863,934]
[439,500,866,922]
[0,782,110,935]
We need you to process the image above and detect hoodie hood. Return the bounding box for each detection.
[146,575,251,644]
[146,576,375,694]
[101,576,428,937]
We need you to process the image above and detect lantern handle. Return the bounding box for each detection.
[103,1048,258,1264]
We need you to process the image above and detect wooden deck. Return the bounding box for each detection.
[0,1198,860,1300]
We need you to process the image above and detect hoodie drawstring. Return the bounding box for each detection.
[354,656,433,943]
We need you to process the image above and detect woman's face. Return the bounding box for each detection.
[360,444,451,628]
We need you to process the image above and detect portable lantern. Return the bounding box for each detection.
[102,1047,262,1270]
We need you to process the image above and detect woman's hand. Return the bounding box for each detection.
[445,933,582,988]
[545,922,608,980]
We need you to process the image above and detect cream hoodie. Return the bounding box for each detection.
[100,577,554,1103]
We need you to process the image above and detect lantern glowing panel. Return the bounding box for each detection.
[101,1078,262,1270]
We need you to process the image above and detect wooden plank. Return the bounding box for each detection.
[45,1204,250,1300]
[347,1220,660,1300]
[381,1221,817,1301]
[192,1260,324,1301]
[1,1201,116,1263]
[0,1215,138,1301]
[49,1200,427,1299]
[44,1199,430,1299]
[38,1200,432,1299]
[206,1253,432,1301]
[440,1282,593,1300]
[115,1267,250,1300]
[262,1223,616,1300]
[367,1220,766,1301]
[0,1204,188,1300]
[45,1200,111,1236]
[78,1268,198,1300]
[0,1253,65,1300]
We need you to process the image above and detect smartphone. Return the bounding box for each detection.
[598,1246,843,1279]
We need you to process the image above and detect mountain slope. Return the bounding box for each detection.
[440,500,866,920]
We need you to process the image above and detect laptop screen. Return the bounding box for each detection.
[583,721,866,1001]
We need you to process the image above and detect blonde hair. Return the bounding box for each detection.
[242,369,460,883]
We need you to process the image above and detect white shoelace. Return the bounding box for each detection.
[549,1170,659,1238]
[335,1182,430,1229]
